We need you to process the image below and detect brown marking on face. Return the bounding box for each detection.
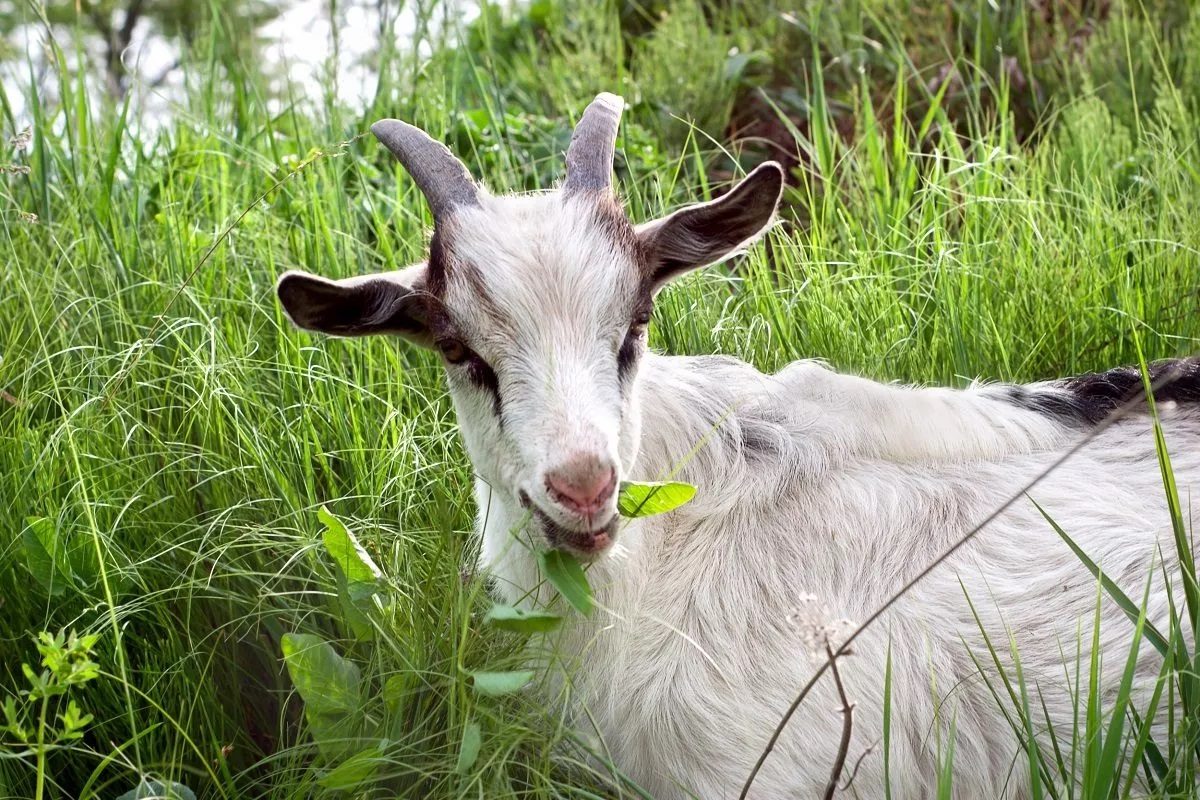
[415,221,508,418]
[423,225,451,299]
[422,193,654,384]
[419,224,470,344]
[450,260,518,341]
[420,217,517,348]
[589,193,656,315]
[578,195,656,385]
[591,193,643,267]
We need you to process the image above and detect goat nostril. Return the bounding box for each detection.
[545,462,617,514]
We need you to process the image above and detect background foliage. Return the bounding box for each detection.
[1,0,1199,796]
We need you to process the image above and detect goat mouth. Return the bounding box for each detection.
[528,505,618,557]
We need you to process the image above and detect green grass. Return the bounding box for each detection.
[2,0,1200,797]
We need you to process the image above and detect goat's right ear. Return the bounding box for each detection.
[276,267,434,346]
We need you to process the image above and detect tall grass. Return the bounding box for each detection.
[1,0,1199,797]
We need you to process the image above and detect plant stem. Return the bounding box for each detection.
[35,693,48,800]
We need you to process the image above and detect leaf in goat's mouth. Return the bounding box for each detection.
[617,480,697,518]
[533,480,698,614]
[537,549,594,615]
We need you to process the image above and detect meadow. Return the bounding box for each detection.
[2,0,1200,797]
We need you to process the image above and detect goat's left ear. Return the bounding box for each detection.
[636,161,784,290]
[275,265,434,346]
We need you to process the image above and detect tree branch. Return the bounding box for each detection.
[117,0,147,48]
[822,642,855,800]
[148,58,181,88]
[840,740,877,792]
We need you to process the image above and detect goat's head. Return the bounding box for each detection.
[277,94,783,558]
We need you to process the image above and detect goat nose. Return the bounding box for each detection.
[545,455,617,516]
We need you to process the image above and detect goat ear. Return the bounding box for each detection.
[276,265,434,346]
[636,162,784,289]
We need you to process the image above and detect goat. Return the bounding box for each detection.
[276,93,1200,798]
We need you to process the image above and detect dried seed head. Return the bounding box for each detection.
[8,127,31,151]
[787,593,857,658]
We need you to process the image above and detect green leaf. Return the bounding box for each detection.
[617,481,696,518]
[537,549,593,615]
[66,536,98,590]
[455,721,482,774]
[484,604,562,635]
[280,633,362,716]
[470,670,534,697]
[115,780,197,800]
[22,517,69,597]
[319,506,383,600]
[382,674,409,715]
[336,581,376,642]
[318,743,387,790]
[281,633,364,759]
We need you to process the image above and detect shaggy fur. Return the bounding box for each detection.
[277,99,1200,799]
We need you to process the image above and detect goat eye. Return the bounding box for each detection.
[437,338,469,364]
[618,325,644,379]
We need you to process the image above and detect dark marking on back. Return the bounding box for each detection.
[1001,358,1200,425]
[739,420,785,462]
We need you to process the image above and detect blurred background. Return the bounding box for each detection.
[4,0,1194,184]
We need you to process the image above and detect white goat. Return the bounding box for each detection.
[277,93,1200,798]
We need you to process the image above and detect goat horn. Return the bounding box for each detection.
[371,119,480,220]
[564,92,624,195]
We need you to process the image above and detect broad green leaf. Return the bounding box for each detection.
[318,743,387,790]
[281,633,362,716]
[319,506,383,600]
[484,604,562,635]
[455,721,482,774]
[66,536,98,589]
[617,480,696,518]
[22,517,68,597]
[115,780,197,800]
[281,633,364,759]
[337,580,376,642]
[470,670,534,697]
[537,549,593,615]
[382,673,409,714]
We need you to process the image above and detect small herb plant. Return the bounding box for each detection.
[2,631,100,800]
[280,480,695,793]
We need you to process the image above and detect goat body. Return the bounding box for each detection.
[481,353,1200,798]
[275,94,1200,798]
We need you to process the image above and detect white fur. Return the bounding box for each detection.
[444,195,1197,798]
[293,188,1198,798]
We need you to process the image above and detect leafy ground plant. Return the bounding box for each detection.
[280,480,694,794]
[2,632,100,800]
[2,0,1200,796]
